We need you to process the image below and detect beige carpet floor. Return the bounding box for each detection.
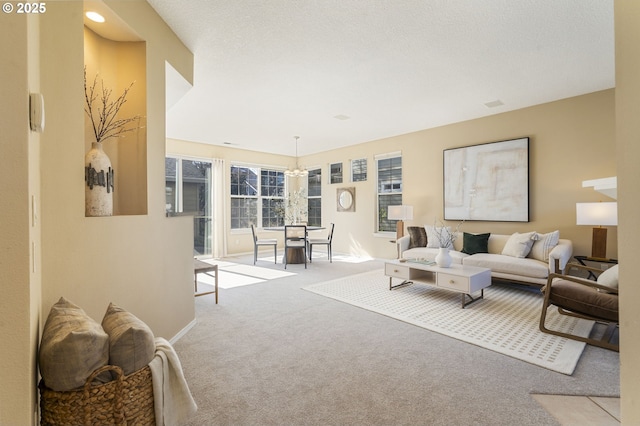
[175,254,619,425]
[304,270,593,375]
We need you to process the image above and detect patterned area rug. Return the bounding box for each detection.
[304,270,594,375]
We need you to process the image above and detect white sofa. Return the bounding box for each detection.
[397,232,573,287]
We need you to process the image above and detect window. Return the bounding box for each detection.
[351,158,367,182]
[330,162,343,184]
[376,154,402,232]
[231,165,285,229]
[260,169,285,227]
[307,168,322,226]
[165,157,213,256]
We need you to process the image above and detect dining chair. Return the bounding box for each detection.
[308,223,335,263]
[284,225,307,269]
[251,224,278,265]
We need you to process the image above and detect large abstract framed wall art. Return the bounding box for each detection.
[443,137,529,222]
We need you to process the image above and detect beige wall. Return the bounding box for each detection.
[1,2,194,423]
[169,90,617,261]
[307,89,616,260]
[38,0,194,332]
[0,12,42,425]
[615,1,640,423]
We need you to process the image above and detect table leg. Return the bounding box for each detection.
[194,264,219,304]
[389,277,412,290]
[461,289,484,308]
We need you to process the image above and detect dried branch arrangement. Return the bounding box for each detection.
[84,67,141,143]
[433,219,465,248]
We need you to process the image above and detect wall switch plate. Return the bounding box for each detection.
[29,93,45,133]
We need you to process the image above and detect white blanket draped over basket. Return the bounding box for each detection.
[149,337,198,425]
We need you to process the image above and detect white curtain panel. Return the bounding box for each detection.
[211,158,227,258]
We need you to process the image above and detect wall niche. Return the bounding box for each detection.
[83,26,147,216]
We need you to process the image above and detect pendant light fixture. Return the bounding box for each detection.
[285,136,308,177]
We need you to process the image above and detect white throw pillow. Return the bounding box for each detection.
[529,230,560,262]
[425,225,454,249]
[501,232,538,258]
[597,264,619,290]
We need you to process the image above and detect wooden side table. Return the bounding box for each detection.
[194,259,218,303]
[573,255,618,280]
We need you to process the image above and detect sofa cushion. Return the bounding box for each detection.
[463,253,549,279]
[407,226,427,249]
[38,297,110,391]
[425,225,454,249]
[529,230,560,262]
[461,232,490,255]
[501,232,537,258]
[102,303,156,376]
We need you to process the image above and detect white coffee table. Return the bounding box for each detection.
[385,259,491,308]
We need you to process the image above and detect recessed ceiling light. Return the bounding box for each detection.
[86,11,105,23]
[333,114,350,120]
[484,100,504,108]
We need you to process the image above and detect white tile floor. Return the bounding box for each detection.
[532,394,620,425]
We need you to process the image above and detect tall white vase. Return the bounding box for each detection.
[85,142,114,217]
[435,247,452,268]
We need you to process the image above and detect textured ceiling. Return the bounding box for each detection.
[146,0,614,156]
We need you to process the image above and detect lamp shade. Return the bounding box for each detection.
[388,205,413,221]
[576,202,617,226]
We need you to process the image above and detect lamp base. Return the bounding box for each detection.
[396,220,405,240]
[591,227,607,259]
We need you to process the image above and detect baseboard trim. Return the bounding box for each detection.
[169,318,197,345]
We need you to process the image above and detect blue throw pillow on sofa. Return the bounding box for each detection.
[461,232,490,255]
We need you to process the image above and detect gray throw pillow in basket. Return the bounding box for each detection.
[38,297,110,391]
[102,302,156,376]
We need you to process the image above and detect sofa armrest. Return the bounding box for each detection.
[548,239,573,272]
[397,235,410,255]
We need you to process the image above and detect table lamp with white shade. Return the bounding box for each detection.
[388,205,413,239]
[576,202,617,259]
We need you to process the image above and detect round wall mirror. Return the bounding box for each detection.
[339,191,353,209]
[337,187,355,212]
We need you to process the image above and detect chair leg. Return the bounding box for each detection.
[309,243,313,263]
[273,245,277,264]
[540,296,619,352]
[284,248,287,269]
[253,246,257,264]
[329,244,332,262]
[304,246,307,269]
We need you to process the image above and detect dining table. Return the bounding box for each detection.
[264,225,325,264]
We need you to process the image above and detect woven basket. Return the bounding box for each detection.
[39,364,155,426]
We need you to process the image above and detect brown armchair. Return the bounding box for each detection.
[539,263,619,351]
